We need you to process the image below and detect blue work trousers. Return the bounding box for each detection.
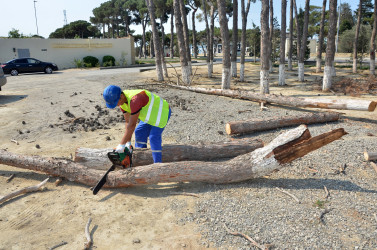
[134,109,171,163]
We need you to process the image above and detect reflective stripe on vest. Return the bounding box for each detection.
[120,89,169,128]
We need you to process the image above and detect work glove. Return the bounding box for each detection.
[115,142,132,153]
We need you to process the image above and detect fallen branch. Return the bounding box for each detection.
[49,241,68,250]
[324,186,330,199]
[11,139,19,145]
[0,125,346,188]
[166,85,377,111]
[276,187,300,204]
[0,178,49,204]
[74,139,264,170]
[171,192,200,198]
[364,151,377,161]
[224,223,269,250]
[6,174,15,183]
[226,112,340,135]
[370,162,377,174]
[84,218,93,250]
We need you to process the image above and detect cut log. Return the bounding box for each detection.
[226,112,340,135]
[364,151,377,161]
[0,125,346,188]
[168,85,377,111]
[74,140,264,170]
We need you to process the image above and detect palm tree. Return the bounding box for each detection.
[231,0,238,77]
[316,0,327,73]
[353,0,363,73]
[217,0,231,89]
[279,0,287,86]
[323,0,338,91]
[370,0,377,75]
[269,0,274,72]
[260,0,270,94]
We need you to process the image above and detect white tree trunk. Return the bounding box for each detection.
[269,59,273,72]
[331,64,336,76]
[231,61,237,77]
[188,61,192,76]
[240,63,245,82]
[207,62,212,78]
[316,58,322,73]
[298,62,304,82]
[260,70,270,94]
[322,65,332,91]
[288,58,292,71]
[353,58,357,73]
[221,67,231,89]
[278,64,286,86]
[182,65,191,85]
[370,59,375,75]
[210,60,214,75]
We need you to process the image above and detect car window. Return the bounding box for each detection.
[28,59,38,64]
[15,59,28,63]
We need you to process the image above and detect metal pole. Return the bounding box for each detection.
[335,0,341,53]
[33,0,39,36]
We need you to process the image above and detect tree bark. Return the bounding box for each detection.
[201,0,212,77]
[293,0,301,65]
[0,125,346,187]
[168,84,377,111]
[298,0,310,82]
[279,0,287,86]
[174,0,190,84]
[240,0,251,82]
[74,140,264,170]
[260,0,270,94]
[226,112,340,135]
[370,0,377,75]
[170,6,175,58]
[323,0,338,91]
[217,0,231,89]
[179,0,192,75]
[316,0,327,73]
[231,0,238,77]
[269,0,274,73]
[353,0,363,73]
[288,0,294,70]
[191,6,198,59]
[146,0,164,81]
[364,151,377,161]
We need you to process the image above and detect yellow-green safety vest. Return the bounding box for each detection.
[120,89,170,128]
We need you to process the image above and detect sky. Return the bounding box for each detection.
[0,0,360,39]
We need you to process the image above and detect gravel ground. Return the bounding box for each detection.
[116,76,377,249]
[2,67,376,249]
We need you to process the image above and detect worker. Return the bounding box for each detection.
[103,85,171,163]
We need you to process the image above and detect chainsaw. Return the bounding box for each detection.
[92,146,133,195]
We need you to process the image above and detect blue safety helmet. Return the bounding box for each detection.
[103,85,122,109]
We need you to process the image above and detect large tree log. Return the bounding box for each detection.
[168,85,377,111]
[74,140,264,170]
[0,125,346,188]
[226,112,340,135]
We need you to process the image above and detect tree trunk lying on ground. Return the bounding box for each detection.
[364,151,377,161]
[168,85,377,112]
[226,111,340,135]
[0,125,346,188]
[74,139,264,170]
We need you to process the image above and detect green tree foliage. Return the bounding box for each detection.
[49,20,99,38]
[355,0,374,25]
[8,28,22,38]
[338,24,372,53]
[339,3,354,34]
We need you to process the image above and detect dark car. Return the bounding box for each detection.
[0,67,6,90]
[1,58,58,76]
